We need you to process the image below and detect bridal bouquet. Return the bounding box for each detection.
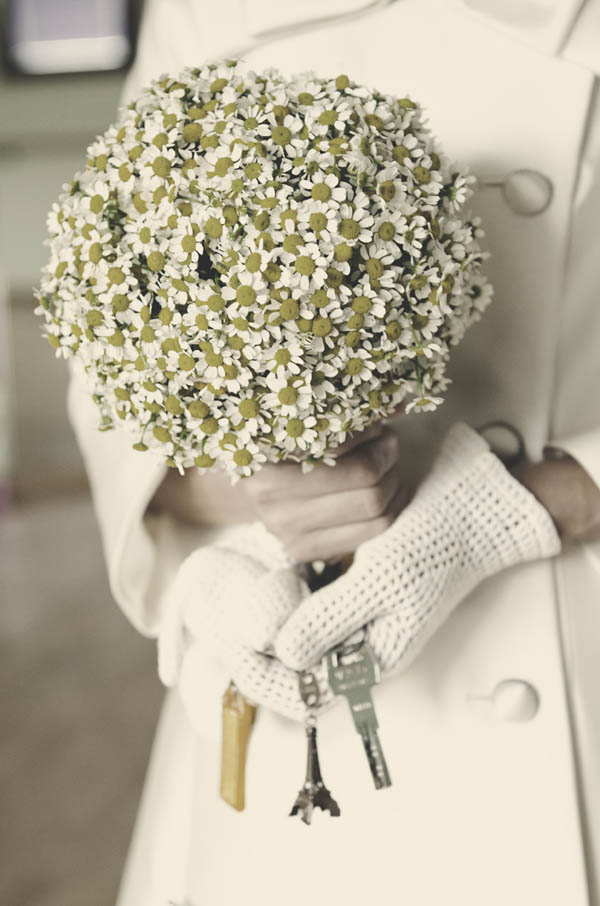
[36,60,492,478]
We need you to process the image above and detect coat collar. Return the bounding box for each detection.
[243,0,589,57]
[242,0,388,40]
[456,0,587,55]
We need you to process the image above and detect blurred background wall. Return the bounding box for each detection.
[0,2,164,904]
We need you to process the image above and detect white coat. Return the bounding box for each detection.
[66,1,600,903]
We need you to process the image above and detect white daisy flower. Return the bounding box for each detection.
[263,372,313,415]
[124,216,157,255]
[264,341,304,378]
[275,414,318,455]
[399,215,429,258]
[297,200,338,243]
[300,172,347,206]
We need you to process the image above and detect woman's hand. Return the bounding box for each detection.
[512,452,600,542]
[148,461,258,526]
[239,423,411,563]
[149,418,412,564]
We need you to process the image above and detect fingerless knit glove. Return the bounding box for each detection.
[275,422,561,674]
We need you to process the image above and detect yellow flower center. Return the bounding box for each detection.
[152,156,171,178]
[239,399,259,418]
[236,286,256,307]
[201,417,219,435]
[182,122,203,143]
[309,213,327,233]
[189,400,209,418]
[147,252,165,272]
[286,419,304,437]
[295,256,315,276]
[90,194,104,214]
[233,450,253,467]
[108,266,125,285]
[312,317,332,337]
[271,125,292,146]
[378,222,396,241]
[311,183,331,202]
[278,387,298,405]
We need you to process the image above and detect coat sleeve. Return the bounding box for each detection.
[67,369,167,635]
[65,0,226,637]
[68,368,237,637]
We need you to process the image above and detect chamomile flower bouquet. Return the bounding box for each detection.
[36,59,492,479]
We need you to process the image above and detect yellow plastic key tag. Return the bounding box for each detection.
[220,682,257,811]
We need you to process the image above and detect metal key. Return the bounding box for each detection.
[289,671,341,825]
[327,640,392,790]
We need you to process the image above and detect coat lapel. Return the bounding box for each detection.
[244,0,591,58]
[243,0,398,39]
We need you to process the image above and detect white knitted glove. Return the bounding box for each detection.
[157,524,332,727]
[274,422,562,674]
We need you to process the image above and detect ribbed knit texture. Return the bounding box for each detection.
[159,423,561,725]
[275,422,561,673]
[158,523,330,723]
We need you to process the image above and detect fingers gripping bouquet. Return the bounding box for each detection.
[39,61,556,790]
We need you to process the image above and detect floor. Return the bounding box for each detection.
[0,491,163,906]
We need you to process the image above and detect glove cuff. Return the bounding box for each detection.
[475,450,562,569]
[423,422,561,578]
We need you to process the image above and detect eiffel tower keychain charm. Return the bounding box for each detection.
[290,670,340,825]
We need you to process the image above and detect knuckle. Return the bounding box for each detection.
[360,484,387,520]
[243,465,283,501]
[391,483,411,517]
[287,537,315,564]
[367,511,396,539]
[242,479,269,504]
[377,510,397,532]
[353,452,381,487]
[285,540,302,562]
[385,429,401,459]
[368,451,387,483]
[260,507,291,538]
[375,432,400,473]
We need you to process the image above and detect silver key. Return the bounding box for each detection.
[327,640,392,790]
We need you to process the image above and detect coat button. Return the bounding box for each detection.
[500,169,554,216]
[467,679,540,722]
[492,679,540,722]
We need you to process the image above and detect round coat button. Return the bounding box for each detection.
[492,679,540,722]
[502,169,554,216]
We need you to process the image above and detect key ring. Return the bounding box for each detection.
[330,626,368,661]
[298,670,320,711]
